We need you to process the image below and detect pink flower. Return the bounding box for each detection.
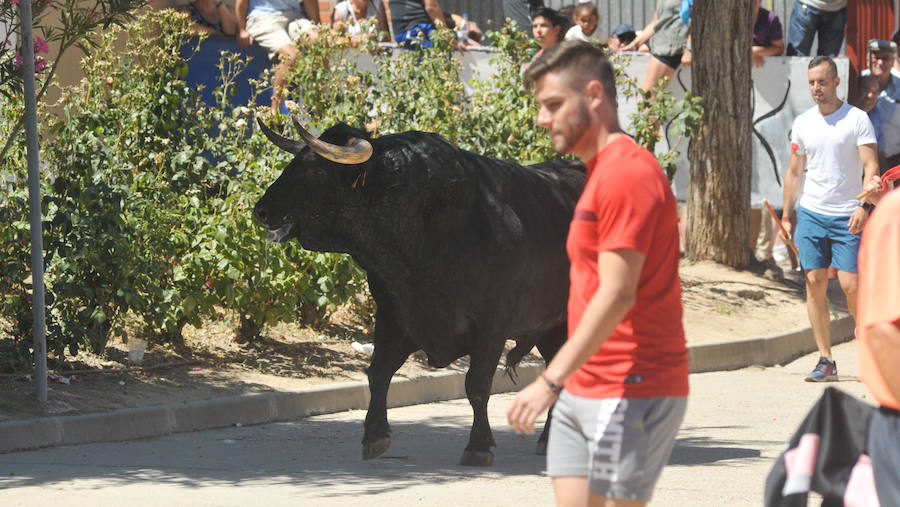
[11,0,19,5]
[87,8,98,22]
[4,38,10,47]
[34,36,49,54]
[13,51,22,68]
[35,57,47,72]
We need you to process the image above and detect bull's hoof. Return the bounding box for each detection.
[362,437,391,460]
[459,449,494,467]
[535,439,547,456]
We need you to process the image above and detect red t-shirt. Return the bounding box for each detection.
[564,136,689,399]
[858,188,900,410]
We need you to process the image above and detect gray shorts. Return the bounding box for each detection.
[547,391,687,502]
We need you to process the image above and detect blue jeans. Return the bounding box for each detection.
[786,1,847,56]
[394,22,436,49]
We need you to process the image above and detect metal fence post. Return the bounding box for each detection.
[19,0,48,402]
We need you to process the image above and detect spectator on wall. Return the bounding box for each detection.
[784,0,846,57]
[332,0,388,41]
[564,2,606,45]
[386,0,466,51]
[853,74,887,172]
[527,7,564,64]
[752,0,784,67]
[607,24,648,52]
[176,0,239,37]
[235,0,320,111]
[863,39,900,168]
[623,0,690,100]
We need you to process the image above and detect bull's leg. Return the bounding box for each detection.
[459,340,505,467]
[535,324,566,456]
[362,321,418,460]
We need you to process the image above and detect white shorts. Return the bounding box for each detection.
[547,392,687,502]
[246,11,315,59]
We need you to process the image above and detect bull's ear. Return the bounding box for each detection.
[291,116,373,165]
[257,117,305,154]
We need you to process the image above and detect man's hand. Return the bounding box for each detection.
[454,40,468,53]
[681,49,692,67]
[752,51,766,67]
[848,206,869,234]
[507,377,557,435]
[778,215,792,243]
[862,175,884,204]
[237,28,254,47]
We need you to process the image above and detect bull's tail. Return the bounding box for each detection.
[504,341,532,384]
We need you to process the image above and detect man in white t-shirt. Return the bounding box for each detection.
[782,56,880,382]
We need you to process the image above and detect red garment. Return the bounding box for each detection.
[858,187,900,410]
[564,136,688,399]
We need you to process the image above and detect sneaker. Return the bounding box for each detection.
[805,357,838,382]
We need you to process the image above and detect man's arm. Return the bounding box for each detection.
[781,151,805,236]
[869,320,900,405]
[752,40,784,67]
[235,0,253,46]
[423,0,447,25]
[849,143,880,233]
[376,0,392,41]
[507,248,644,435]
[623,11,657,51]
[302,0,320,23]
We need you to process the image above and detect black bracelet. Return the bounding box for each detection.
[862,202,875,213]
[541,373,563,396]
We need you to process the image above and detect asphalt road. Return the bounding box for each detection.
[0,341,870,506]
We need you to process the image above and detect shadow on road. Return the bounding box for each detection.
[0,411,549,499]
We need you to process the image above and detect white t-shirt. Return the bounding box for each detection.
[564,25,607,45]
[791,102,877,216]
[334,0,378,35]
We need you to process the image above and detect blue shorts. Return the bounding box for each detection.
[795,206,860,273]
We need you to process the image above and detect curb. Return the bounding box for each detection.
[0,316,853,454]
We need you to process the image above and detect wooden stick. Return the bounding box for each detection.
[856,190,870,201]
[763,199,798,256]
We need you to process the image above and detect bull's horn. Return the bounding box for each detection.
[291,116,373,165]
[256,117,305,154]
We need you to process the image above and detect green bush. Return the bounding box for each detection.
[0,12,700,365]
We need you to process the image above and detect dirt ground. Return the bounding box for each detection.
[0,258,812,422]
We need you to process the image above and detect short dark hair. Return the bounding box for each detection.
[574,3,599,18]
[523,40,617,107]
[532,7,562,27]
[808,55,837,78]
[858,73,878,88]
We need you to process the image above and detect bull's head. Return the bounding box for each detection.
[253,117,374,249]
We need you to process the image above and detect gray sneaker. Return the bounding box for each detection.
[805,357,838,382]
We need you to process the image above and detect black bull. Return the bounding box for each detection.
[253,119,586,466]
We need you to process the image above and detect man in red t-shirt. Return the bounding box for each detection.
[857,186,900,503]
[507,40,688,506]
